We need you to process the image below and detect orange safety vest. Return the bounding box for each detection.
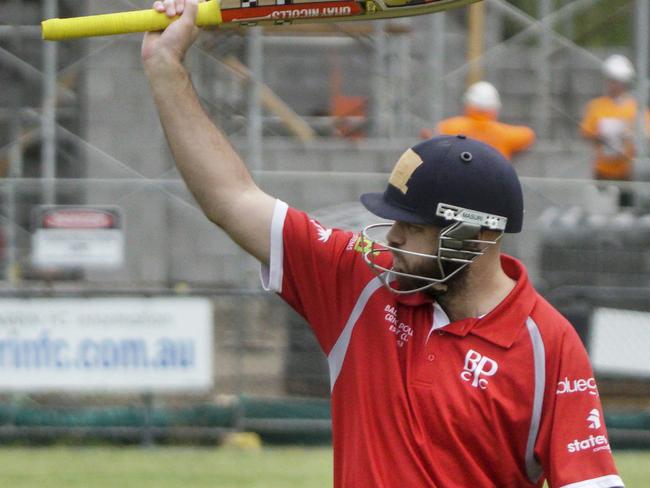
[421,108,536,161]
[580,95,649,180]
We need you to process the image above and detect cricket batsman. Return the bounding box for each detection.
[142,1,624,486]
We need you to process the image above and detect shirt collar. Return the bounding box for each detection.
[432,255,537,349]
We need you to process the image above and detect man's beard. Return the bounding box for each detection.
[393,258,469,297]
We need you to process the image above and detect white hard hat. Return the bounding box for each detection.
[463,81,502,112]
[602,55,635,83]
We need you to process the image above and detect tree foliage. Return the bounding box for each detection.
[503,0,633,47]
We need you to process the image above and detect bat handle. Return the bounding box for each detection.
[41,0,222,41]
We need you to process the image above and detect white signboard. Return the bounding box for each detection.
[32,206,124,268]
[591,307,650,377]
[0,298,213,392]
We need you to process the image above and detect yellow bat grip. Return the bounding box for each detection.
[42,0,222,41]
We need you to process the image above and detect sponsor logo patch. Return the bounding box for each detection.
[346,234,358,251]
[352,235,373,254]
[309,220,332,243]
[567,434,611,454]
[388,149,423,194]
[384,305,412,348]
[460,349,498,390]
[566,408,610,454]
[556,376,599,397]
[587,409,602,430]
[270,5,353,19]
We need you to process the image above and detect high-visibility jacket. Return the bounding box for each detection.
[580,95,650,180]
[421,108,536,161]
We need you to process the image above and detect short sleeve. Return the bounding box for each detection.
[260,200,376,354]
[535,326,624,488]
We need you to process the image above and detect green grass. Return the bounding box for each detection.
[613,451,650,488]
[0,446,332,488]
[0,446,648,487]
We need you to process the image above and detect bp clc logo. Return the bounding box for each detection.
[461,349,498,390]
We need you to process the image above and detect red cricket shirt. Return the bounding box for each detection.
[261,201,623,488]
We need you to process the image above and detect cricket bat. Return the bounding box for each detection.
[42,0,481,41]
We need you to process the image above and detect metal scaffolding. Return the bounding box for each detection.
[2,0,648,170]
[0,0,648,285]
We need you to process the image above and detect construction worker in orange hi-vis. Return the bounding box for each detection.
[420,81,536,161]
[580,54,650,182]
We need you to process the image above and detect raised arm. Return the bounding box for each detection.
[141,0,276,264]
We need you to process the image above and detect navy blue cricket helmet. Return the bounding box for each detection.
[360,135,524,233]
